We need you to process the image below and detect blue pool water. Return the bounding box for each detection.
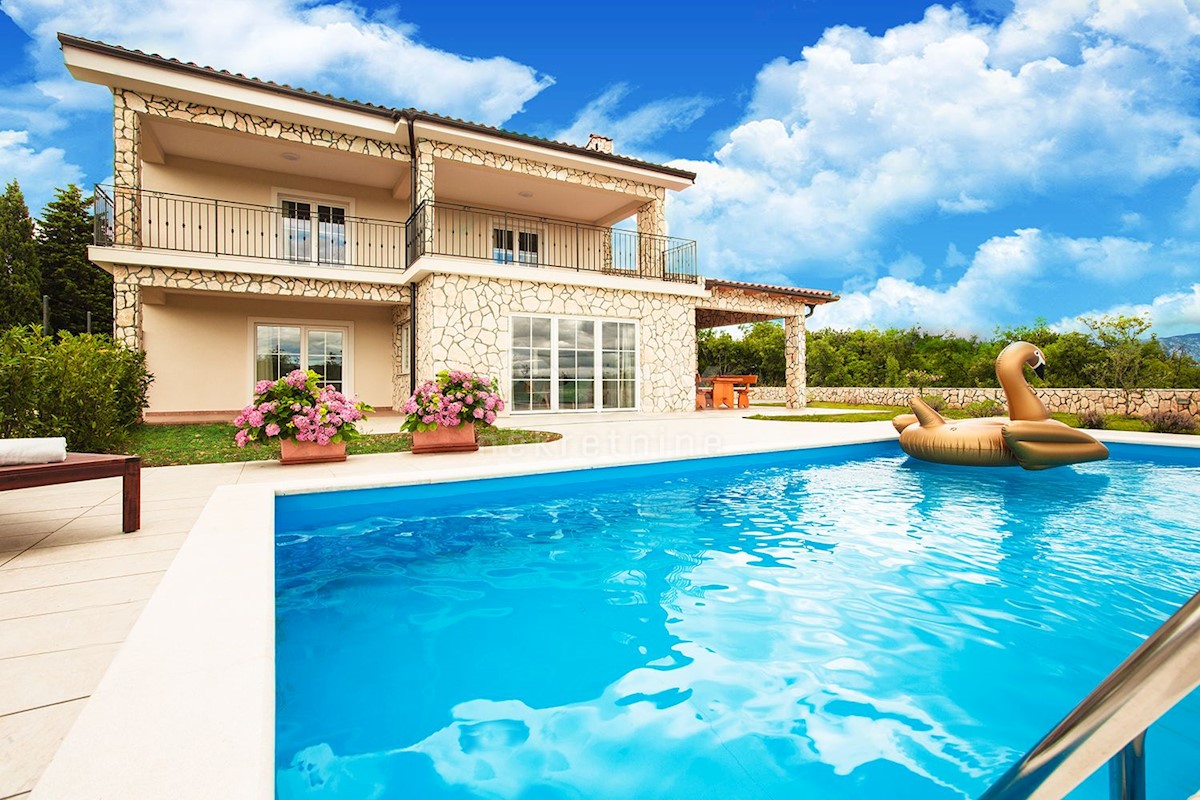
[274,442,1200,799]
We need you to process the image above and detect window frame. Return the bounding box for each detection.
[271,188,355,266]
[491,218,542,266]
[508,313,639,414]
[248,317,355,398]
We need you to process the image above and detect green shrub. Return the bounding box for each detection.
[1077,407,1106,429]
[920,394,947,412]
[0,325,152,451]
[964,398,1006,417]
[1142,410,1197,434]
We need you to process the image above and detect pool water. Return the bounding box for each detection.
[274,442,1200,799]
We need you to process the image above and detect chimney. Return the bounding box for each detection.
[584,133,613,155]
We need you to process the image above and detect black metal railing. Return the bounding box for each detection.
[405,201,699,284]
[94,185,407,269]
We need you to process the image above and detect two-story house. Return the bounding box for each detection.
[60,34,837,420]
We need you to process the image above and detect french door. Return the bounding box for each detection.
[255,323,348,393]
[510,315,636,412]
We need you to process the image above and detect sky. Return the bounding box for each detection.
[1,0,1198,338]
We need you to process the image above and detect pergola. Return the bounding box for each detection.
[695,278,839,409]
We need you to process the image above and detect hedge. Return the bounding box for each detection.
[0,325,152,452]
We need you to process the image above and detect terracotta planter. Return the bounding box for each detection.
[411,422,479,454]
[279,438,348,465]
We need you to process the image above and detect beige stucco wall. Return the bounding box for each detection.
[413,273,696,413]
[141,292,396,413]
[142,157,407,222]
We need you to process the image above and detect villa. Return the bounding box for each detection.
[59,34,837,419]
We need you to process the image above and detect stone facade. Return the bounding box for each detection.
[426,140,662,201]
[697,286,813,410]
[110,263,408,370]
[806,386,1200,420]
[392,304,412,408]
[113,101,141,246]
[115,90,411,162]
[413,272,696,413]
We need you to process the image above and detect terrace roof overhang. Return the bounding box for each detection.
[696,279,840,329]
[57,34,695,193]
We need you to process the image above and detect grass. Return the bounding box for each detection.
[748,405,1198,434]
[124,424,563,467]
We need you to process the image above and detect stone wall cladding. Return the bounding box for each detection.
[392,304,412,409]
[426,140,664,201]
[113,265,408,302]
[113,101,141,245]
[414,273,696,413]
[115,90,411,162]
[807,387,1200,420]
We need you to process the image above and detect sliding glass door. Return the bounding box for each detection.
[511,315,637,412]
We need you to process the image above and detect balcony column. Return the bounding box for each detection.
[113,93,141,247]
[392,304,411,409]
[414,139,436,256]
[636,190,666,276]
[113,268,143,350]
[784,313,807,410]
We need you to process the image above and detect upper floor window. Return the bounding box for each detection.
[282,200,347,264]
[493,227,539,265]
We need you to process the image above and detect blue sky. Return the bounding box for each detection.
[1,0,1198,337]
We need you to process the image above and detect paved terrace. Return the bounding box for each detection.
[2,410,1192,798]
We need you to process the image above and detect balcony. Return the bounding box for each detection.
[94,185,408,270]
[93,188,699,285]
[407,201,698,284]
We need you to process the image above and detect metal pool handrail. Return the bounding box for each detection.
[978,589,1200,800]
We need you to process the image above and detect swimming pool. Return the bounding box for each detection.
[274,441,1200,799]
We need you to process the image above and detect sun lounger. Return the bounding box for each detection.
[0,453,141,532]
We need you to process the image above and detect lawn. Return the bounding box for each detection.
[749,405,1197,434]
[125,424,562,467]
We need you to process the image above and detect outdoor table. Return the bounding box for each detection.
[711,375,757,409]
[0,453,141,532]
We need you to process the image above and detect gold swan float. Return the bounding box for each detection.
[891,341,1109,470]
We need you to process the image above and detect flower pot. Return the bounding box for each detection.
[279,438,348,465]
[411,422,479,454]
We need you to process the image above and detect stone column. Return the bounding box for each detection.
[636,191,667,277]
[414,139,436,257]
[784,313,807,410]
[113,92,141,247]
[392,304,412,409]
[113,268,143,350]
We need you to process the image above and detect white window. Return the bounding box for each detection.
[255,323,348,393]
[511,315,636,412]
[493,227,540,265]
[282,200,347,264]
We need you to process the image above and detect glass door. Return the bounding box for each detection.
[601,321,637,409]
[557,319,595,410]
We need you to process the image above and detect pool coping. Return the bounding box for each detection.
[26,427,1200,799]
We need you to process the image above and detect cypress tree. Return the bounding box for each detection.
[38,185,111,335]
[0,180,42,327]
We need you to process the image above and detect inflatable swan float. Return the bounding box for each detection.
[892,341,1109,470]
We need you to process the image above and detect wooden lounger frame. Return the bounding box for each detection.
[0,453,141,532]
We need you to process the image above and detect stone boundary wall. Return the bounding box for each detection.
[803,387,1200,419]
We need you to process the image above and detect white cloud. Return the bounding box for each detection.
[667,1,1200,280]
[552,84,711,156]
[2,0,553,125]
[813,229,1179,335]
[0,129,83,209]
[1052,284,1200,337]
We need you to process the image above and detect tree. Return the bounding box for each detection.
[0,180,42,328]
[39,185,111,335]
[1082,314,1153,393]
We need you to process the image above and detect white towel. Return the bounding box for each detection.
[0,437,68,466]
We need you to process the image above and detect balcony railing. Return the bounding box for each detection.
[406,201,699,284]
[93,185,407,269]
[93,188,700,285]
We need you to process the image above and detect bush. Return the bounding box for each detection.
[920,394,947,412]
[1142,410,1197,434]
[964,398,1007,418]
[1077,407,1106,429]
[0,325,152,451]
